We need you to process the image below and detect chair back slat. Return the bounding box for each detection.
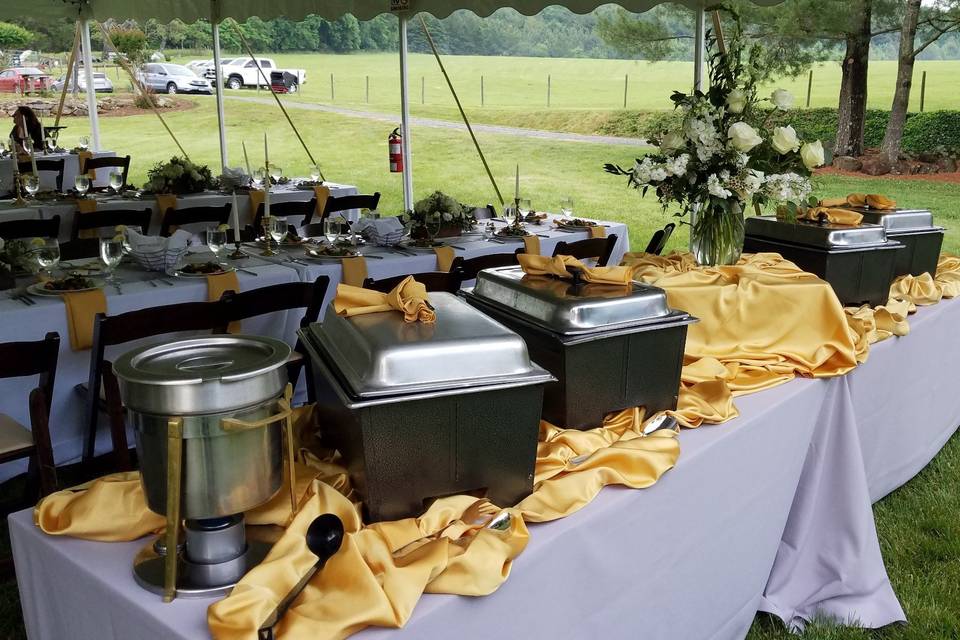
[305,192,381,226]
[160,204,231,237]
[219,277,330,329]
[363,271,463,294]
[0,332,59,415]
[80,155,131,188]
[449,251,520,280]
[252,199,316,234]
[0,215,61,240]
[72,207,152,240]
[552,233,619,267]
[17,159,66,192]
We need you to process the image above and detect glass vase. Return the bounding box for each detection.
[689,200,745,266]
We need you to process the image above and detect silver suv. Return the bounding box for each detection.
[137,63,212,95]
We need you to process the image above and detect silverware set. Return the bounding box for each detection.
[8,291,38,306]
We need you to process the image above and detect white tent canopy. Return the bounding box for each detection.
[0,0,782,209]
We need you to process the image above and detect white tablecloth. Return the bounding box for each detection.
[0,151,115,195]
[0,182,359,242]
[12,294,958,640]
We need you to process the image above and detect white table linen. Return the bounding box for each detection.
[0,151,115,195]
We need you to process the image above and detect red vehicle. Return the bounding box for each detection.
[0,67,52,94]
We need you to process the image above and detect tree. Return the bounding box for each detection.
[0,21,33,51]
[881,0,960,162]
[108,25,149,64]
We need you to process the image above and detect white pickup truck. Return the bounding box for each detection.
[208,57,308,92]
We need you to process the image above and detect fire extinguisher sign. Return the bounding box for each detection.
[388,128,404,173]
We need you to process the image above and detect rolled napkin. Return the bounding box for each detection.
[207,271,242,332]
[865,194,896,210]
[522,235,541,256]
[125,228,192,272]
[63,288,107,351]
[218,167,250,192]
[341,256,367,287]
[798,206,863,226]
[818,197,849,208]
[353,216,405,246]
[434,246,456,272]
[589,225,607,239]
[518,254,633,286]
[334,276,435,323]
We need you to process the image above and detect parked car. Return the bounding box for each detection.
[186,59,212,75]
[137,63,213,95]
[210,57,307,92]
[0,67,51,93]
[50,71,114,93]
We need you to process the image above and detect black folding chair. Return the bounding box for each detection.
[72,207,152,240]
[304,192,381,226]
[363,270,464,294]
[160,204,232,237]
[80,155,131,190]
[552,233,619,267]
[644,223,676,256]
[17,158,66,192]
[0,215,61,240]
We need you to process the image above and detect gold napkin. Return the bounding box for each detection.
[341,256,368,287]
[312,185,331,222]
[155,193,178,215]
[865,194,896,210]
[518,254,633,286]
[75,198,99,239]
[248,189,265,227]
[433,246,456,272]
[589,225,607,239]
[63,288,107,351]
[798,206,863,226]
[934,254,960,299]
[334,276,435,323]
[77,151,95,179]
[522,235,540,255]
[207,271,241,333]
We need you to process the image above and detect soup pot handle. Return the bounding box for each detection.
[220,398,292,432]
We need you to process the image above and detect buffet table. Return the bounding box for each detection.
[0,151,116,195]
[0,182,359,242]
[12,294,959,639]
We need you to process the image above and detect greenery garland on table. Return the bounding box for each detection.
[146,156,217,195]
[401,191,478,240]
[605,16,825,265]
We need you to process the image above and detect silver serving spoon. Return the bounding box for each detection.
[257,514,345,640]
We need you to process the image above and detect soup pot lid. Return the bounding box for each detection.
[113,335,291,387]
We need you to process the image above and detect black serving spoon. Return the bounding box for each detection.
[258,514,345,640]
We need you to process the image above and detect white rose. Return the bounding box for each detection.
[728,122,762,152]
[726,88,747,114]
[771,125,801,154]
[441,212,453,222]
[800,140,825,169]
[771,89,794,110]
[659,131,685,155]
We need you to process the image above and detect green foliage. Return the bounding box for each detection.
[0,21,33,50]
[146,156,216,194]
[901,111,960,155]
[108,26,149,64]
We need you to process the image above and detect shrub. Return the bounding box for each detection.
[901,111,960,156]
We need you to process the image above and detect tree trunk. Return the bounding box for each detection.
[881,0,922,164]
[835,0,873,158]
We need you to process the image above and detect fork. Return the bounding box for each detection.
[459,498,499,527]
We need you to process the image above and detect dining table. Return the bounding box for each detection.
[0,181,359,242]
[0,150,116,196]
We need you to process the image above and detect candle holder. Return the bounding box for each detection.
[508,197,526,234]
[12,174,27,207]
[228,242,247,260]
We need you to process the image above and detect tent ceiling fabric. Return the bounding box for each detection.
[0,0,783,23]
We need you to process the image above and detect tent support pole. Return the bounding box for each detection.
[211,2,228,170]
[398,14,414,212]
[80,17,101,151]
[693,8,706,92]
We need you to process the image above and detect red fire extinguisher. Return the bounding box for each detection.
[389,128,403,173]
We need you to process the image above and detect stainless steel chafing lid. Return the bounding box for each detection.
[469,265,674,334]
[308,292,552,399]
[113,335,290,415]
[846,207,939,233]
[744,215,889,248]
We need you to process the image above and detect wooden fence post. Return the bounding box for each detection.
[623,74,628,108]
[806,69,813,108]
[920,70,927,112]
[547,74,551,107]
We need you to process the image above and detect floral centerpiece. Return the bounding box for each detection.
[605,23,824,266]
[401,191,478,242]
[0,238,33,289]
[146,156,217,195]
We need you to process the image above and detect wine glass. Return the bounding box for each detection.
[251,167,266,190]
[323,218,342,245]
[99,236,124,284]
[309,164,321,182]
[108,170,123,193]
[268,165,283,186]
[35,238,60,277]
[560,197,574,218]
[518,199,532,217]
[74,174,90,197]
[78,136,89,151]
[206,227,228,262]
[23,174,40,198]
[269,216,288,244]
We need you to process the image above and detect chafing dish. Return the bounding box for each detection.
[300,292,554,522]
[461,266,696,430]
[846,207,944,277]
[114,335,297,601]
[744,215,904,306]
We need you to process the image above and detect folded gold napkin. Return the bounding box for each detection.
[341,256,368,287]
[334,276,435,323]
[589,225,607,239]
[433,246,456,272]
[522,235,540,256]
[207,271,241,333]
[63,288,107,351]
[248,189,265,225]
[312,185,330,222]
[77,151,95,179]
[798,207,863,226]
[155,193,178,215]
[865,194,896,210]
[75,198,99,239]
[518,254,633,286]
